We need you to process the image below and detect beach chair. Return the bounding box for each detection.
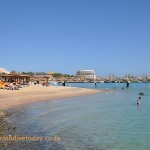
[0,83,5,89]
[8,82,19,90]
[4,82,12,90]
[0,81,5,89]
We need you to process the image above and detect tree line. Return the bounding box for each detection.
[10,71,74,77]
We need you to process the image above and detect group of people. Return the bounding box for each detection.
[111,85,144,106]
[0,79,29,90]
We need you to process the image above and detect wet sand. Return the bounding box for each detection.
[0,85,102,111]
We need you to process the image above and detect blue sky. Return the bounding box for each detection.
[0,0,150,76]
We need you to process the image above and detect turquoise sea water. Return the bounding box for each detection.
[5,83,150,150]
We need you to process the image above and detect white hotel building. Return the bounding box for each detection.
[76,70,96,79]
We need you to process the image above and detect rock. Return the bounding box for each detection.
[12,126,16,129]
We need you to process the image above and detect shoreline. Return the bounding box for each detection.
[0,85,103,111]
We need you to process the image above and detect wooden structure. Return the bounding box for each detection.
[0,73,30,83]
[30,75,54,83]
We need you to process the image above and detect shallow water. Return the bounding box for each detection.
[3,83,150,149]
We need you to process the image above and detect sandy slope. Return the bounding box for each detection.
[0,85,102,110]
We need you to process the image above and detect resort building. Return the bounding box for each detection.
[76,70,96,79]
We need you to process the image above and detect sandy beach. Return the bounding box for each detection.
[0,85,102,111]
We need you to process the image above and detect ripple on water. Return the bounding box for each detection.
[3,83,150,150]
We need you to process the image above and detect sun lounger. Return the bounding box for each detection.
[0,83,5,89]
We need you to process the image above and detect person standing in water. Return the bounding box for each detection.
[137,97,141,105]
[126,81,129,88]
[94,82,97,88]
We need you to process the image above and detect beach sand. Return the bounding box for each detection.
[0,85,102,111]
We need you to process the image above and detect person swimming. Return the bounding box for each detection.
[139,92,144,96]
[106,88,109,91]
[113,86,117,90]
